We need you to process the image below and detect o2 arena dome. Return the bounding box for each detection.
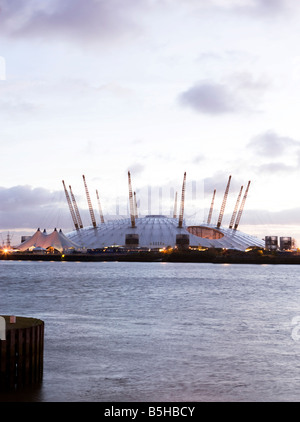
[65,173,264,251]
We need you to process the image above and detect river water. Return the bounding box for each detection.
[1,260,300,402]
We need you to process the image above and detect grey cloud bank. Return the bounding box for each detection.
[0,0,145,43]
[178,72,268,115]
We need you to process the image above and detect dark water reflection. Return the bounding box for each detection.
[0,385,43,402]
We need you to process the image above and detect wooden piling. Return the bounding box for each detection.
[0,316,44,390]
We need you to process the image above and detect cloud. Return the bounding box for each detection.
[178,72,268,115]
[193,0,294,17]
[229,71,269,93]
[232,0,292,16]
[0,185,63,211]
[253,162,296,175]
[0,0,295,47]
[178,82,237,115]
[245,131,300,176]
[247,131,300,158]
[0,185,101,236]
[204,172,243,195]
[192,154,205,164]
[163,0,295,20]
[0,185,70,231]
[127,164,145,176]
[0,100,41,120]
[240,206,300,226]
[0,0,145,44]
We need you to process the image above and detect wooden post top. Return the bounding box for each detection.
[0,316,44,332]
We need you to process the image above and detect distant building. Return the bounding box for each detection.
[21,236,31,243]
[265,236,297,251]
[265,236,278,251]
[280,237,296,251]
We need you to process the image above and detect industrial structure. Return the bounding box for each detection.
[265,236,296,251]
[61,172,265,251]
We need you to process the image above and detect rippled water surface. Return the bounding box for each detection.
[1,260,300,402]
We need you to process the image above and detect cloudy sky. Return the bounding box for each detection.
[1,0,300,245]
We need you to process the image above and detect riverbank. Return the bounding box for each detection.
[1,249,300,264]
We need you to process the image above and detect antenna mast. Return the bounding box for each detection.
[69,185,83,229]
[207,189,216,224]
[128,171,136,228]
[234,181,251,230]
[6,233,11,249]
[82,175,97,228]
[229,185,243,229]
[178,172,187,228]
[217,175,231,228]
[96,189,105,224]
[62,180,79,230]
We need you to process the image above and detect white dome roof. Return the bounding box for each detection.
[66,215,264,251]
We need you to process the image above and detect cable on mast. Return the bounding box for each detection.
[207,189,216,224]
[217,175,231,229]
[82,175,97,228]
[69,185,83,229]
[62,180,78,230]
[173,191,178,218]
[229,186,243,229]
[234,181,251,231]
[96,189,105,224]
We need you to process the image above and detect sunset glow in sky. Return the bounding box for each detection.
[1,0,300,245]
